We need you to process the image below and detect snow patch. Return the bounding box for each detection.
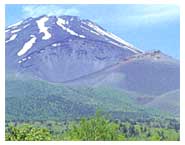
[36,16,51,40]
[5,29,10,33]
[90,30,100,36]
[52,43,61,47]
[108,33,134,47]
[57,18,66,25]
[11,29,21,33]
[18,60,22,64]
[22,58,27,61]
[8,20,23,28]
[107,32,139,52]
[81,25,100,36]
[6,34,17,43]
[109,41,125,48]
[86,22,109,36]
[23,24,30,29]
[18,56,31,64]
[57,18,85,38]
[17,35,37,56]
[79,35,85,38]
[85,21,141,53]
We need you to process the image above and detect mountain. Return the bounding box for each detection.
[6,15,142,82]
[5,15,180,121]
[65,50,179,96]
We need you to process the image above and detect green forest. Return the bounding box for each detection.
[6,112,179,141]
[5,77,180,141]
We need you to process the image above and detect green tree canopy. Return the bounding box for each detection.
[62,112,125,141]
[6,124,51,141]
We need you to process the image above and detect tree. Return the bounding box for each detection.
[6,124,51,141]
[62,112,125,141]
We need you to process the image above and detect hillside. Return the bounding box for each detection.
[6,76,176,122]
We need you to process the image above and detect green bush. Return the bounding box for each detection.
[62,112,125,141]
[6,124,51,141]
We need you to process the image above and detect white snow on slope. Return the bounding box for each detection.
[6,34,17,43]
[107,32,143,53]
[18,56,31,64]
[109,41,125,48]
[90,30,100,36]
[79,35,85,38]
[36,16,51,40]
[22,58,27,61]
[23,24,30,29]
[17,35,37,56]
[85,21,142,53]
[108,32,135,48]
[11,29,21,33]
[57,18,85,38]
[52,43,61,47]
[58,18,66,25]
[5,29,10,33]
[81,25,100,36]
[8,21,23,28]
[18,60,22,64]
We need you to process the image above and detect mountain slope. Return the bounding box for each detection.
[4,77,142,121]
[63,51,180,96]
[6,76,175,121]
[6,15,142,82]
[146,90,180,115]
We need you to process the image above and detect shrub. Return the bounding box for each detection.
[62,112,125,141]
[6,124,51,141]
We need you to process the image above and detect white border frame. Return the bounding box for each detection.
[0,0,184,144]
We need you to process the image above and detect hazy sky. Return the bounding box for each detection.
[6,4,180,59]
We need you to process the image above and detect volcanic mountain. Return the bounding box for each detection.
[6,15,142,82]
[5,15,180,121]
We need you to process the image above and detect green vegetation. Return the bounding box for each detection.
[6,78,95,121]
[6,124,51,141]
[5,77,180,141]
[6,113,179,141]
[119,121,179,141]
[62,112,124,140]
[6,78,173,122]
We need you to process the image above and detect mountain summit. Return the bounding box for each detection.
[6,15,143,82]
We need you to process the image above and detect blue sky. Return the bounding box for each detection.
[6,4,180,59]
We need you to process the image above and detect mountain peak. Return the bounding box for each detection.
[6,15,145,82]
[6,15,142,55]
